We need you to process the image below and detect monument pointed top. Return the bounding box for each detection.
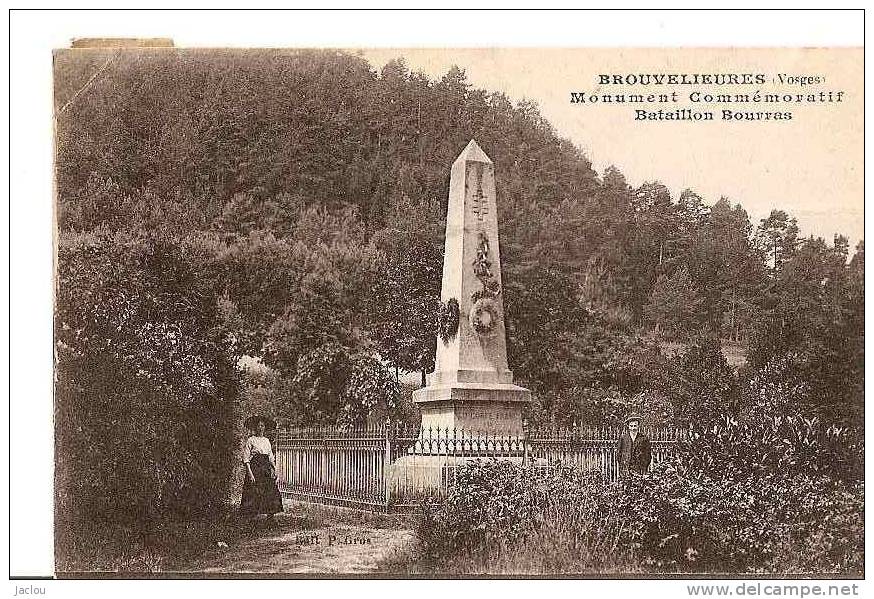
[454,139,493,165]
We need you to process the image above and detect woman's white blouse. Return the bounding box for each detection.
[243,435,274,464]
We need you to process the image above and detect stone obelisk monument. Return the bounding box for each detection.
[412,140,530,434]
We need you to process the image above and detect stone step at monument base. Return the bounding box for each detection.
[426,368,515,385]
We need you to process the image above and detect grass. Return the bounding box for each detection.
[56,510,255,573]
[53,499,689,576]
[375,530,649,577]
[373,494,651,577]
[56,503,295,573]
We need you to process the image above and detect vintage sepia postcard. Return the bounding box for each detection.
[45,35,863,584]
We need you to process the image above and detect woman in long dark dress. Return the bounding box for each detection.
[240,416,283,526]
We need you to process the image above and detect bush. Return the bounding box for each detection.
[418,413,864,575]
[612,464,864,573]
[657,335,740,426]
[418,461,638,573]
[55,231,240,535]
[683,413,863,484]
[570,386,674,427]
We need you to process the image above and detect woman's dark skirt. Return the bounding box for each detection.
[240,454,283,516]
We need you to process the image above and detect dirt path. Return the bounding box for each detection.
[186,511,416,575]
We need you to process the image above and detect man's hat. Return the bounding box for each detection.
[244,414,276,432]
[624,413,642,426]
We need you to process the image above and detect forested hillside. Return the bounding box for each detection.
[55,48,863,433]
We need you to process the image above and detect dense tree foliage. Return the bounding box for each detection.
[55,231,238,527]
[644,266,704,339]
[748,236,864,426]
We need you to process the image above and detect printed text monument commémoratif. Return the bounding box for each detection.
[570,73,844,121]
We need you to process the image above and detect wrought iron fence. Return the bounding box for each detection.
[274,424,687,511]
[526,425,688,482]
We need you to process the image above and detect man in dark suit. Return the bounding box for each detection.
[617,414,652,475]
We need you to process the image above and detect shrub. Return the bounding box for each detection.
[612,464,864,573]
[419,460,547,558]
[55,231,240,534]
[418,429,864,575]
[657,335,740,426]
[682,414,863,484]
[418,461,636,572]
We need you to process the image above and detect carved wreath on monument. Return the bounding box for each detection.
[470,231,502,337]
[436,297,460,343]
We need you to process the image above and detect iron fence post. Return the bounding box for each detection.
[384,419,392,509]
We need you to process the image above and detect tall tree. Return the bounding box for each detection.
[369,228,442,385]
[748,235,863,425]
[622,182,680,321]
[755,210,799,273]
[644,265,705,340]
[682,197,766,338]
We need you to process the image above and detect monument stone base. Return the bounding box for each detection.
[398,380,530,496]
[412,383,530,434]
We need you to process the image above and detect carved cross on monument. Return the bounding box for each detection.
[470,167,489,224]
[412,140,530,435]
